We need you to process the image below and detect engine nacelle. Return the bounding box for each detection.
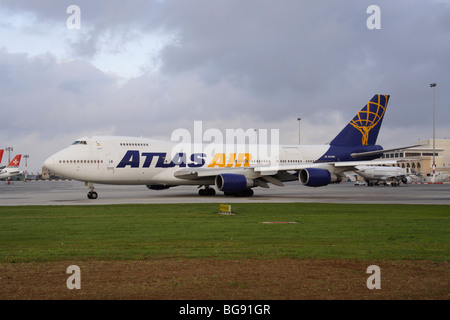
[146,184,172,190]
[215,174,254,192]
[299,168,338,187]
[401,176,412,184]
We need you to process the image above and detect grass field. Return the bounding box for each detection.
[0,203,448,263]
[1,203,448,300]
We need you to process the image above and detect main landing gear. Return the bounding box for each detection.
[198,185,216,196]
[224,189,254,197]
[197,185,255,197]
[86,183,98,199]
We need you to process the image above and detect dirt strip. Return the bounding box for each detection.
[1,259,448,300]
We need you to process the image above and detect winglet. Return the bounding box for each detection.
[330,94,389,146]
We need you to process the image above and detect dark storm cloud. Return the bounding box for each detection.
[149,0,449,124]
[156,1,361,93]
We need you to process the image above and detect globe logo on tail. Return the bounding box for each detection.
[349,95,388,145]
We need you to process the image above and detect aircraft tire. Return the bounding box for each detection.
[224,189,254,197]
[87,191,98,199]
[199,188,215,196]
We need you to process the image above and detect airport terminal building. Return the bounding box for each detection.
[381,138,450,179]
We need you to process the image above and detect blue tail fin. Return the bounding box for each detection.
[330,94,389,146]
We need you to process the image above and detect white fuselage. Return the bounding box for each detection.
[0,168,23,179]
[354,165,407,181]
[44,136,329,185]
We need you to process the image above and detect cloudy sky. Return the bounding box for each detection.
[0,0,448,173]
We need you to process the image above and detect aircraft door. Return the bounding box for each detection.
[105,153,115,175]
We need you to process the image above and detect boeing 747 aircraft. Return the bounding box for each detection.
[43,94,416,199]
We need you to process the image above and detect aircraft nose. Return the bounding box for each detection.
[43,156,55,172]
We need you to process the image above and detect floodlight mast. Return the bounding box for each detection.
[5,146,13,163]
[430,82,437,183]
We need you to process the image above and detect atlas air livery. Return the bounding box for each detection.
[44,94,414,199]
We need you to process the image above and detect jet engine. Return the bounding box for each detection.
[401,176,413,184]
[215,174,255,192]
[299,168,339,187]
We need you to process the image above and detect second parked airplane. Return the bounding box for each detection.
[354,165,413,186]
[0,155,23,179]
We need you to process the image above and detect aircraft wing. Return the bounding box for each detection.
[350,144,424,158]
[174,167,253,180]
[174,159,398,184]
[332,159,398,170]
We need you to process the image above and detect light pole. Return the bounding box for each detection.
[5,147,13,163]
[430,83,437,182]
[24,155,29,181]
[297,117,301,144]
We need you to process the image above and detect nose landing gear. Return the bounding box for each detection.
[86,183,98,199]
[88,191,98,199]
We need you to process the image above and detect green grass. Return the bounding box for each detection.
[0,203,448,263]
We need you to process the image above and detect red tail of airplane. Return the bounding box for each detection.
[7,155,21,167]
[0,149,3,164]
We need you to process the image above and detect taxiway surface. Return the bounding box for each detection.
[1,180,449,205]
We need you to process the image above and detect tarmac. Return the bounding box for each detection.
[1,180,449,205]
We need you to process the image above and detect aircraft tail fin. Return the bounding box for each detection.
[330,94,389,146]
[0,150,3,164]
[7,155,21,168]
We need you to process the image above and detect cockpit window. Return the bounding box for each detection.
[72,140,87,145]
